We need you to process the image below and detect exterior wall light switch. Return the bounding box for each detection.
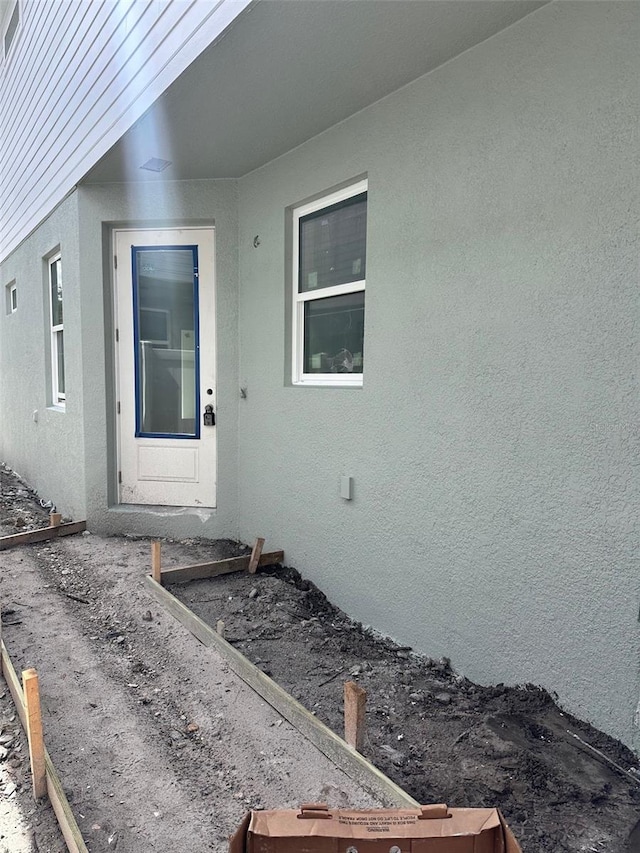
[340,476,353,500]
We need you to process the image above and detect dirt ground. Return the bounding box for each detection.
[0,474,64,853]
[171,569,640,853]
[0,679,65,853]
[0,464,379,852]
[0,463,639,853]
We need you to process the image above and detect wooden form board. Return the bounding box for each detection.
[158,550,284,585]
[144,575,419,808]
[0,640,89,853]
[0,520,86,551]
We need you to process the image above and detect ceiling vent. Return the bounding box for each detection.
[140,158,172,173]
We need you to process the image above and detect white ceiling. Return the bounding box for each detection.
[83,0,548,185]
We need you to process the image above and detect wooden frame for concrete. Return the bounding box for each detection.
[0,520,86,551]
[0,640,89,853]
[150,540,284,585]
[144,575,419,808]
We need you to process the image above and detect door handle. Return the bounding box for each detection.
[203,404,215,426]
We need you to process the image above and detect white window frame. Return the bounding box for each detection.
[292,179,367,387]
[10,284,17,313]
[48,253,65,408]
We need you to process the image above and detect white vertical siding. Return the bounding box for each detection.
[0,0,251,260]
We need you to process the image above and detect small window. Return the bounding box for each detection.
[48,254,65,407]
[3,2,19,59]
[5,281,17,314]
[292,180,367,386]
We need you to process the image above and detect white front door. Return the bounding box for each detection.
[114,228,216,507]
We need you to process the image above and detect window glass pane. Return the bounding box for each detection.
[56,330,65,395]
[134,248,198,436]
[304,291,364,375]
[299,193,366,292]
[10,287,17,311]
[50,258,63,326]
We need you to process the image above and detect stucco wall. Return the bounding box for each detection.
[236,3,640,750]
[0,193,87,518]
[76,180,241,539]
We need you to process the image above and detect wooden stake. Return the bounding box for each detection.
[22,668,47,800]
[216,619,225,638]
[248,537,265,574]
[151,541,162,584]
[158,550,283,585]
[0,520,86,551]
[344,680,366,752]
[49,512,62,527]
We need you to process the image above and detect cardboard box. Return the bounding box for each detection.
[229,803,523,852]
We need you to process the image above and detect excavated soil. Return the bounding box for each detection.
[0,468,66,852]
[1,463,639,852]
[0,464,378,852]
[171,569,640,853]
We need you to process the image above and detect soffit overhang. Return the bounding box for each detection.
[82,0,548,185]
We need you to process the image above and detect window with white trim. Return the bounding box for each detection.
[5,281,17,314]
[292,180,367,386]
[48,254,65,407]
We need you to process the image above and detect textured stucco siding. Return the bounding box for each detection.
[1,180,242,539]
[76,180,241,539]
[0,193,86,519]
[1,0,637,753]
[236,2,640,750]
